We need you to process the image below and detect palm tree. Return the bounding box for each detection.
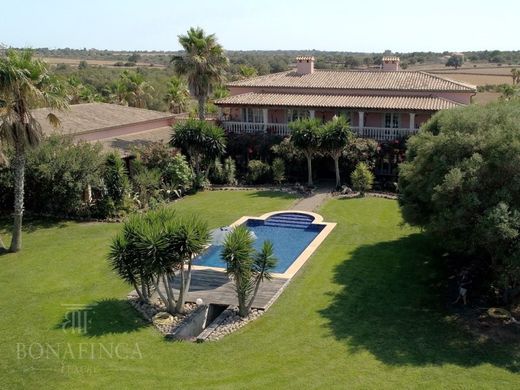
[289,118,322,186]
[172,27,228,120]
[222,226,277,318]
[321,117,353,188]
[0,49,68,252]
[164,76,190,114]
[170,119,226,177]
[109,70,153,108]
[119,70,154,109]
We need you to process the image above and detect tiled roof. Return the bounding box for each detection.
[32,103,174,136]
[215,92,462,111]
[382,56,400,62]
[227,70,476,92]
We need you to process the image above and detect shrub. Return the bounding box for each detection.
[399,101,520,301]
[271,158,285,184]
[247,160,271,184]
[163,154,193,195]
[23,135,104,216]
[131,167,162,209]
[132,143,193,196]
[104,152,129,209]
[210,157,237,185]
[351,162,374,195]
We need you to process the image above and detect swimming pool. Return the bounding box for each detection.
[194,212,326,274]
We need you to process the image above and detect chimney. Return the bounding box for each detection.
[296,56,315,75]
[382,56,400,71]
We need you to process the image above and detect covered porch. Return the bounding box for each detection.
[214,92,460,141]
[218,107,425,141]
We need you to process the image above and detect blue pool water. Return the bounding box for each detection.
[194,213,325,273]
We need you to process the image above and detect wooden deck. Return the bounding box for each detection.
[163,269,289,309]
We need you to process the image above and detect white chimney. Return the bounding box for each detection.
[382,56,400,71]
[296,56,315,75]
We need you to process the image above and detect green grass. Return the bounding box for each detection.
[0,192,518,389]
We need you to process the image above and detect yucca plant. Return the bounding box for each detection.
[222,226,277,317]
[171,215,211,313]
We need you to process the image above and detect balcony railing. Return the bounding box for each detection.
[222,121,290,136]
[221,121,418,141]
[351,127,419,141]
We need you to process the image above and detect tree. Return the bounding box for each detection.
[170,119,226,178]
[127,53,141,63]
[320,117,353,188]
[222,225,277,317]
[351,162,374,195]
[172,27,228,120]
[398,101,520,301]
[289,118,322,186]
[0,49,68,252]
[445,55,463,69]
[239,65,257,79]
[116,70,154,108]
[511,68,520,85]
[171,215,210,313]
[108,208,210,314]
[164,76,189,114]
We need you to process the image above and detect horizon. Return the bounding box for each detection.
[1,0,519,52]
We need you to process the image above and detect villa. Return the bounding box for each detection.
[214,56,477,142]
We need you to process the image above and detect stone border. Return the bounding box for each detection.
[192,210,336,279]
[336,191,398,200]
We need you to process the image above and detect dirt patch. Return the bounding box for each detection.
[451,305,520,343]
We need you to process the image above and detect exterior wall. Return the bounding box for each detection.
[74,117,174,142]
[228,86,473,105]
[296,59,314,74]
[268,109,286,123]
[315,110,335,122]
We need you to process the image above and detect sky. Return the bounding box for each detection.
[1,0,518,52]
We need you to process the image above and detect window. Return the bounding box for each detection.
[384,113,400,128]
[288,109,310,122]
[242,108,264,123]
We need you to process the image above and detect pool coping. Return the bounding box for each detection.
[192,210,336,279]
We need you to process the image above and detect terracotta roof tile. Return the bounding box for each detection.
[32,103,174,136]
[227,70,476,92]
[215,92,462,111]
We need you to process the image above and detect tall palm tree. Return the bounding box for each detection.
[0,49,68,252]
[164,76,190,114]
[172,27,228,120]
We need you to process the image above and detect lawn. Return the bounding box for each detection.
[0,191,518,389]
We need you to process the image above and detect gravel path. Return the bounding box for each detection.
[290,187,332,212]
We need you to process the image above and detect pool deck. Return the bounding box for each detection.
[135,208,335,311]
[166,269,289,309]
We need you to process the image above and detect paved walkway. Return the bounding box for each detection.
[290,186,333,212]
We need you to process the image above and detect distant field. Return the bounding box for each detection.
[433,73,512,86]
[41,57,166,68]
[407,63,515,86]
[473,92,501,105]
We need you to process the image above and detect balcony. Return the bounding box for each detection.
[222,121,290,136]
[221,121,418,141]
